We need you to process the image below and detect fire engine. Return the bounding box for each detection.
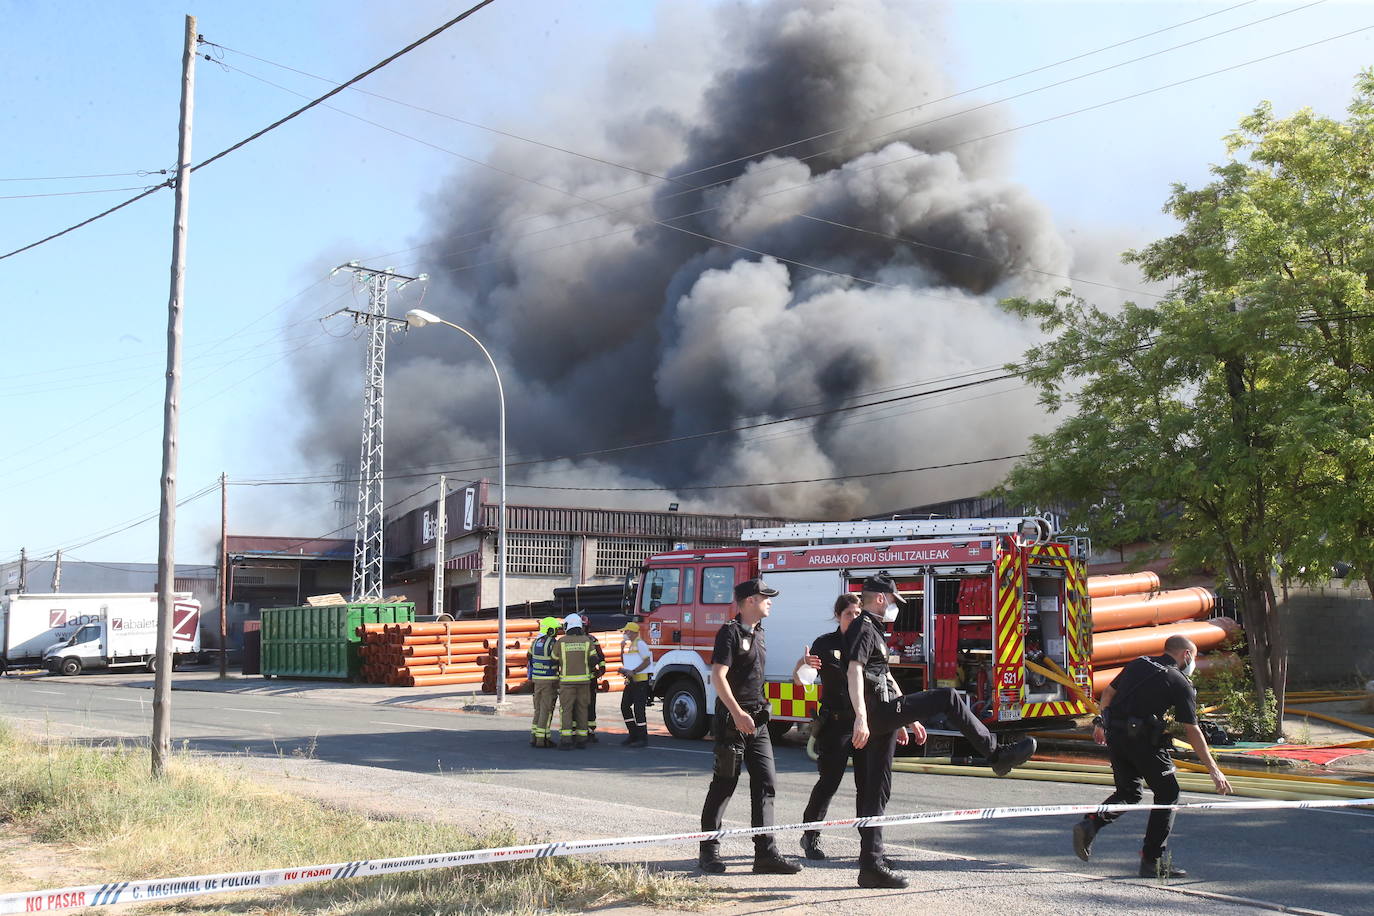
[633,517,1093,752]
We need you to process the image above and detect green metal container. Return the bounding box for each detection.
[260,602,414,680]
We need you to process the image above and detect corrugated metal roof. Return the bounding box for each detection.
[478,505,791,538]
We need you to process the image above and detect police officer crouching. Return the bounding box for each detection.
[698,577,802,876]
[1072,635,1232,877]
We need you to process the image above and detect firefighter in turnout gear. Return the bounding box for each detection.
[554,613,599,749]
[527,616,562,748]
[585,627,608,742]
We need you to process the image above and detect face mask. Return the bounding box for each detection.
[1182,655,1196,677]
[881,599,900,623]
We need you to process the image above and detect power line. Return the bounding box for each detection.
[0,185,157,201]
[0,169,168,182]
[0,0,502,263]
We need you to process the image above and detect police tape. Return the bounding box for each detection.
[2,796,1369,913]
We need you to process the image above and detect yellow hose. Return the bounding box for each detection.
[1285,707,1374,738]
[1283,695,1369,704]
[889,760,1362,801]
[1025,658,1100,714]
[901,757,1373,796]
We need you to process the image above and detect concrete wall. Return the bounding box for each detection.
[1277,579,1374,685]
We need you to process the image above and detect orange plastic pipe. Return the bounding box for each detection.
[401,643,489,657]
[1087,571,1160,599]
[1091,587,1216,633]
[1092,651,1242,696]
[399,620,539,637]
[1091,617,1239,666]
[406,672,487,687]
[1092,665,1124,696]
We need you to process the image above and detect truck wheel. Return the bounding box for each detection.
[59,657,83,677]
[145,656,157,674]
[767,720,792,741]
[663,678,709,740]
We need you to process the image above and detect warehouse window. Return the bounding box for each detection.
[505,534,572,576]
[595,537,673,577]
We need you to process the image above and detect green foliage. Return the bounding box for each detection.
[998,71,1374,729]
[1194,664,1278,741]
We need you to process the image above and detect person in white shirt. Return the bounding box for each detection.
[619,621,653,747]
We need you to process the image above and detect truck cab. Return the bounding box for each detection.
[44,623,105,676]
[634,548,753,739]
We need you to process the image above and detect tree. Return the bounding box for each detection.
[998,72,1374,732]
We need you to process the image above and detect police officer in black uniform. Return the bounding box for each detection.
[846,574,1037,889]
[1072,635,1231,877]
[698,577,803,876]
[796,592,908,861]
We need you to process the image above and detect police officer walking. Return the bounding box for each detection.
[526,616,562,748]
[1072,635,1232,877]
[698,578,802,876]
[554,613,600,749]
[846,574,1036,889]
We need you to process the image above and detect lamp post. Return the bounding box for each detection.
[404,308,508,703]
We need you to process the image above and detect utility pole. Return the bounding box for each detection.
[326,265,421,601]
[51,550,61,593]
[18,547,26,594]
[153,14,196,779]
[218,472,228,678]
[433,475,446,617]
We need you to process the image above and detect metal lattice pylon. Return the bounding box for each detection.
[333,265,419,601]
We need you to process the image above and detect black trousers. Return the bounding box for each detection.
[700,709,778,857]
[1095,732,1180,859]
[857,687,998,868]
[802,715,867,836]
[620,677,649,739]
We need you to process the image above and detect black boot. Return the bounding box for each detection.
[698,843,726,874]
[990,736,1036,776]
[1139,855,1188,879]
[752,851,802,874]
[1072,815,1101,862]
[857,863,908,889]
[799,831,826,860]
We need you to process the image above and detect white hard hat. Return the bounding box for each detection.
[563,613,583,630]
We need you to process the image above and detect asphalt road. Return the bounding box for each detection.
[1,673,1370,915]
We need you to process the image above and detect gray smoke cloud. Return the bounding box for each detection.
[295,0,1092,520]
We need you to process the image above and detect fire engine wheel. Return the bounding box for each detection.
[59,657,83,677]
[663,679,709,740]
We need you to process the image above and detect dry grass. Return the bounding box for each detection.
[0,723,707,914]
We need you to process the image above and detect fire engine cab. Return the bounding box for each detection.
[634,517,1093,751]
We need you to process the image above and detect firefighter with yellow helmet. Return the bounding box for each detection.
[554,613,603,749]
[527,616,562,748]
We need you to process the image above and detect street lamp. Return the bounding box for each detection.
[405,307,509,704]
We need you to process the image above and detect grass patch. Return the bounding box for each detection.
[0,722,707,914]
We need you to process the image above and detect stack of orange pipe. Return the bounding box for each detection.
[356,618,540,686]
[1085,572,1240,698]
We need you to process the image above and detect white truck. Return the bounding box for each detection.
[0,593,200,676]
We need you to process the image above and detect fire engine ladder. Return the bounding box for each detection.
[740,517,1055,544]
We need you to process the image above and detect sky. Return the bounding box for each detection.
[1,0,1371,568]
